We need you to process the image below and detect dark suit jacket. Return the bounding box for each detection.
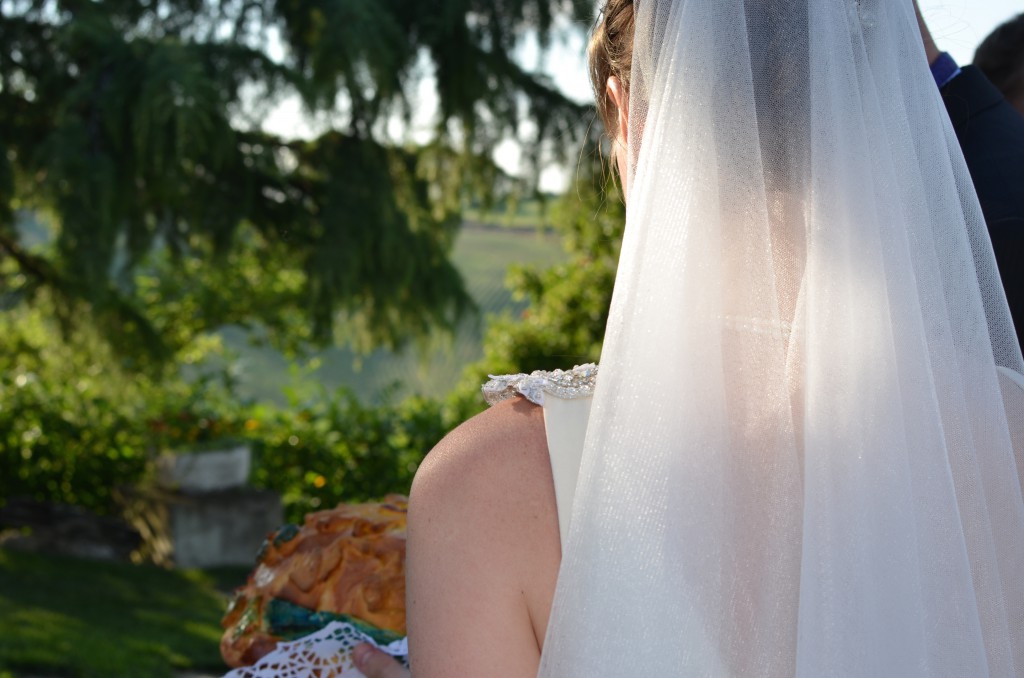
[942,65,1024,350]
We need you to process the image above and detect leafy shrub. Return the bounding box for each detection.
[446,156,625,415]
[0,301,155,514]
[248,389,447,522]
[0,370,150,514]
[0,302,449,521]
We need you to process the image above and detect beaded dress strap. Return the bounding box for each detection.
[481,363,598,406]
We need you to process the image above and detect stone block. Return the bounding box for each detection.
[156,446,252,493]
[169,488,283,569]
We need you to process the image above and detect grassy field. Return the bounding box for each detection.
[462,196,556,230]
[222,225,567,404]
[0,548,238,677]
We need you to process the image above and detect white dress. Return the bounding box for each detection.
[482,364,597,551]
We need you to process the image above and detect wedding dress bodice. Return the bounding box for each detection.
[483,364,597,549]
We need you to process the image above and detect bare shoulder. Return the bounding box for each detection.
[406,397,560,677]
[412,396,550,505]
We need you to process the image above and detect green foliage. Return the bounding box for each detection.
[0,0,619,555]
[448,149,625,417]
[0,0,593,364]
[145,381,249,453]
[0,294,447,522]
[0,371,151,513]
[277,0,591,157]
[0,146,622,524]
[0,296,155,513]
[248,390,446,522]
[0,549,228,677]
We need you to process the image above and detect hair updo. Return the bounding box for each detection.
[588,0,635,138]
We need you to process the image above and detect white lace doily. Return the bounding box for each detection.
[222,621,408,678]
[481,363,598,406]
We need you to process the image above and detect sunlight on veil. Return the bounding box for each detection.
[539,0,1024,675]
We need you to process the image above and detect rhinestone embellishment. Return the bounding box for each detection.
[481,363,599,406]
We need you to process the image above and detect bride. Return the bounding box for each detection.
[354,0,1024,675]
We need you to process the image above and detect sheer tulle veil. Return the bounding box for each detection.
[538,0,1024,675]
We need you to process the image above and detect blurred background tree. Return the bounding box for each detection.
[0,0,592,366]
[446,149,624,421]
[0,0,626,522]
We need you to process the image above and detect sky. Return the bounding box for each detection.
[262,0,1022,193]
[917,0,1022,65]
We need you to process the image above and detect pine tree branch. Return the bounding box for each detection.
[0,229,60,288]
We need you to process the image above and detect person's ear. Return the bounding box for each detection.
[606,75,630,146]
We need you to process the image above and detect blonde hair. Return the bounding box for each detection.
[588,0,635,138]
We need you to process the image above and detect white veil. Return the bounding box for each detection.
[539,0,1024,675]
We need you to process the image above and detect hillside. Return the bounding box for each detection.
[219,224,566,404]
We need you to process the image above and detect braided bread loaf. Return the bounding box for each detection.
[221,495,407,667]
